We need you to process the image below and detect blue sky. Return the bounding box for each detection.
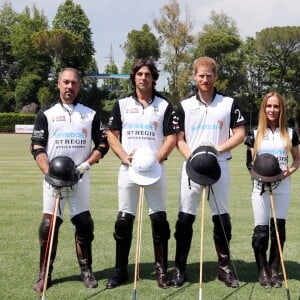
[2,0,299,89]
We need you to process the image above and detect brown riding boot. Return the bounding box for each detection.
[76,240,98,288]
[252,225,271,288]
[269,218,285,288]
[170,212,195,288]
[153,241,169,288]
[33,216,62,294]
[213,214,239,288]
[150,212,170,288]
[107,212,134,289]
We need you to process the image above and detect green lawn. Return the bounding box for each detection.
[0,133,299,299]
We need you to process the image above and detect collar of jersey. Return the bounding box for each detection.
[132,91,156,104]
[58,98,79,106]
[196,87,217,104]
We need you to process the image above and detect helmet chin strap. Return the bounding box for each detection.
[255,180,281,195]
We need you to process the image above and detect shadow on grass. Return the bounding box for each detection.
[48,259,300,300]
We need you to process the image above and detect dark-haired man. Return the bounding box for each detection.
[106,58,179,289]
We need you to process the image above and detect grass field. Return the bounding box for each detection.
[0,133,299,300]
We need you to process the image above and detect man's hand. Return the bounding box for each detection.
[76,161,90,175]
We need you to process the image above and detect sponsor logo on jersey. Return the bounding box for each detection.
[52,115,66,122]
[32,129,45,139]
[53,132,86,139]
[125,107,139,114]
[125,123,155,130]
[191,123,220,131]
[125,123,156,140]
[189,108,201,115]
[217,120,223,129]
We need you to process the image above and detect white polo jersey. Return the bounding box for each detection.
[107,92,179,215]
[31,100,104,165]
[108,92,179,153]
[177,90,246,161]
[31,99,106,218]
[177,90,246,216]
[245,127,299,170]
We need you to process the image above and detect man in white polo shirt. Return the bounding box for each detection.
[106,58,179,289]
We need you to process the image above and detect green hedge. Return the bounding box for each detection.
[0,113,36,132]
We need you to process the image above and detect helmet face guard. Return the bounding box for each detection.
[45,156,79,188]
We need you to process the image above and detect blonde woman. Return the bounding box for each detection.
[245,92,300,288]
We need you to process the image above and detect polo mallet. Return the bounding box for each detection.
[268,184,290,300]
[199,185,208,300]
[132,186,144,300]
[41,189,61,300]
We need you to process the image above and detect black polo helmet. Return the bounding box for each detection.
[251,153,284,183]
[186,144,221,185]
[45,156,79,187]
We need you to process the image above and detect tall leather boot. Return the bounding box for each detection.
[213,214,239,288]
[33,216,62,293]
[107,212,135,289]
[170,212,195,288]
[150,212,170,288]
[75,239,98,288]
[252,225,271,288]
[269,218,286,288]
[72,211,97,288]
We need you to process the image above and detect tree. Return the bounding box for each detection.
[32,29,82,69]
[255,26,300,97]
[37,86,55,109]
[0,3,18,86]
[154,0,194,102]
[0,3,51,111]
[123,24,160,61]
[10,5,50,78]
[195,10,245,95]
[15,73,42,110]
[52,0,96,74]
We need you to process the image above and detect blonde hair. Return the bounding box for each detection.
[254,92,291,156]
[193,56,217,76]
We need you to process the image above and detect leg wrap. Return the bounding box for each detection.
[174,212,195,272]
[113,212,135,270]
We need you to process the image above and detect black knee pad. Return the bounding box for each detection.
[174,212,195,241]
[252,225,269,252]
[150,211,170,242]
[114,212,135,241]
[212,213,232,241]
[71,211,94,243]
[39,216,62,243]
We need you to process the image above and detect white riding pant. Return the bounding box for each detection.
[43,172,91,220]
[179,160,230,216]
[251,178,290,226]
[117,163,167,216]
